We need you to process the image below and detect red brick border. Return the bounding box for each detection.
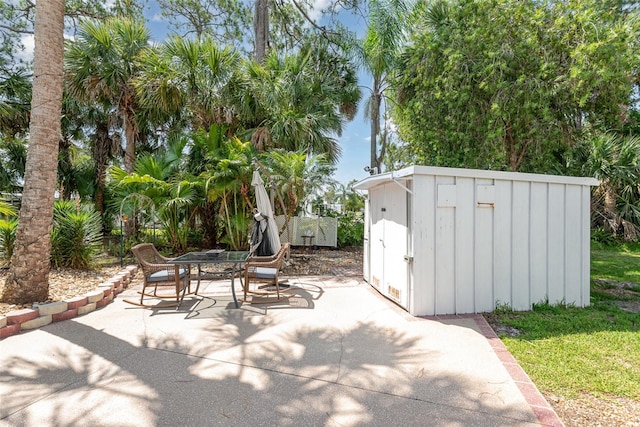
[420,314,565,427]
[0,266,138,340]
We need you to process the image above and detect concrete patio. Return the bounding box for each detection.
[0,275,561,426]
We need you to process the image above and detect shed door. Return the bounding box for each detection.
[369,183,410,309]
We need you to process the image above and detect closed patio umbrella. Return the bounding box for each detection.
[250,170,281,256]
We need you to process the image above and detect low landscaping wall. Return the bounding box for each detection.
[0,265,138,340]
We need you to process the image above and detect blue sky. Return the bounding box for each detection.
[142,1,372,185]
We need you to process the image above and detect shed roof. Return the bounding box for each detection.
[353,165,600,191]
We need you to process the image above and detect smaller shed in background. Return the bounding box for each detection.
[354,166,599,316]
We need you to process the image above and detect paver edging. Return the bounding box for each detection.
[0,265,138,340]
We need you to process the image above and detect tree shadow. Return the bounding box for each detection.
[1,304,538,425]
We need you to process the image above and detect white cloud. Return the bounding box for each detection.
[309,0,332,23]
[16,34,34,63]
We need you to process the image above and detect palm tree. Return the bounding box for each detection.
[240,41,360,164]
[65,17,151,172]
[361,0,411,173]
[0,138,26,193]
[109,137,198,253]
[134,36,240,132]
[569,132,640,240]
[0,70,31,138]
[2,0,65,304]
[201,136,255,250]
[263,149,335,217]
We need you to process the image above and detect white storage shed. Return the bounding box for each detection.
[353,166,599,316]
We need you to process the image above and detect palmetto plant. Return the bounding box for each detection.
[0,138,26,193]
[0,218,17,266]
[50,201,103,269]
[65,17,151,172]
[239,43,360,164]
[134,36,240,130]
[263,149,335,217]
[0,199,17,266]
[568,132,640,240]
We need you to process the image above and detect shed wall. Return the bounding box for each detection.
[410,174,592,316]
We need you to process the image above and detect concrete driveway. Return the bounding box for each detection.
[0,276,561,426]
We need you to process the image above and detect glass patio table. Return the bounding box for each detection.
[169,250,249,308]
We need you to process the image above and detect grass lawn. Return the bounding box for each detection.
[489,242,640,400]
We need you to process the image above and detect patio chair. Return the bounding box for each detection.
[243,242,290,302]
[128,243,190,307]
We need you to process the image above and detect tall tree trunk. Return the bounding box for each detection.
[1,0,65,304]
[254,0,269,62]
[123,109,136,173]
[93,120,111,215]
[370,81,381,173]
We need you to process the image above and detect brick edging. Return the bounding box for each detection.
[418,314,564,427]
[472,315,565,427]
[0,265,138,340]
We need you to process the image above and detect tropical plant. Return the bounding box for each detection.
[108,136,199,253]
[50,201,103,269]
[0,70,31,138]
[202,135,255,250]
[239,42,360,164]
[334,211,364,247]
[65,17,151,172]
[262,149,335,218]
[134,36,241,131]
[0,137,26,193]
[360,0,411,173]
[564,132,640,241]
[0,218,17,266]
[0,199,17,266]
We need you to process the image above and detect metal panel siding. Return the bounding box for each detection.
[493,180,513,307]
[363,199,370,281]
[547,184,565,304]
[564,185,583,305]
[412,175,436,315]
[474,179,495,312]
[361,166,595,316]
[435,176,456,314]
[511,181,531,311]
[529,183,548,304]
[581,186,591,307]
[455,178,475,313]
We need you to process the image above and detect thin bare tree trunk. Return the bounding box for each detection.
[370,78,381,173]
[2,0,65,304]
[123,107,137,173]
[254,0,269,62]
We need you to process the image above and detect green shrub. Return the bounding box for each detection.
[0,218,17,266]
[336,211,364,248]
[51,201,103,269]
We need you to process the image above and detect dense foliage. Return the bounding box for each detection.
[395,0,640,173]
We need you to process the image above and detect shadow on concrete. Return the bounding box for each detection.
[1,296,539,426]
